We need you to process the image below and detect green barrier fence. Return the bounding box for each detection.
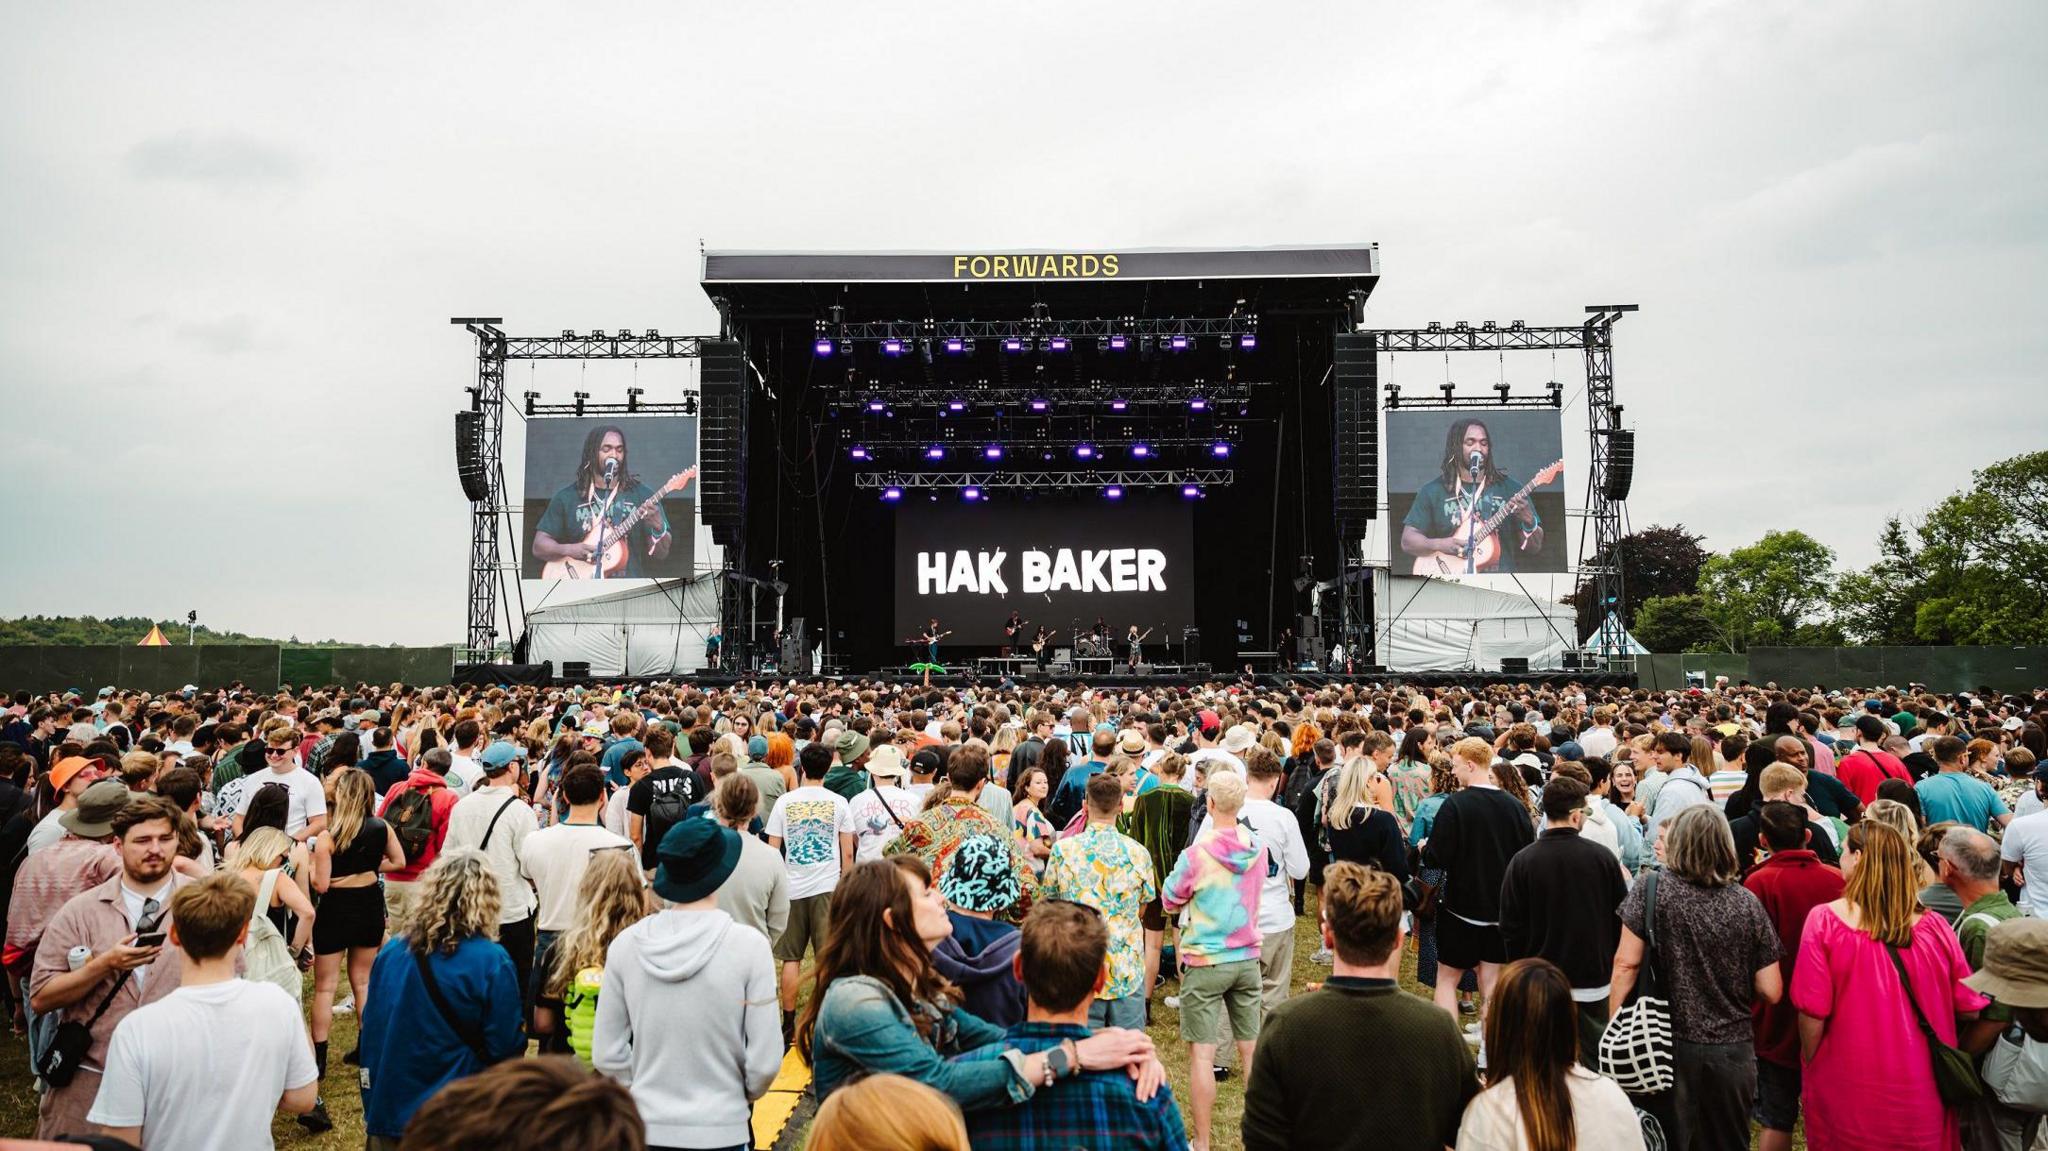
[0,646,457,694]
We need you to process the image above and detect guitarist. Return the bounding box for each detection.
[1001,612,1028,657]
[919,619,952,667]
[1126,623,1153,670]
[1031,626,1056,677]
[1398,417,1545,573]
[532,425,675,579]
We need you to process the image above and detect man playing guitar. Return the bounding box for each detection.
[920,619,953,666]
[532,425,689,579]
[1398,418,1551,575]
[1031,626,1057,676]
[1002,612,1029,658]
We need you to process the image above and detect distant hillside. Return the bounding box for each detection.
[0,616,383,648]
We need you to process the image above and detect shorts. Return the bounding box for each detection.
[1434,913,1506,972]
[775,893,832,964]
[1178,959,1262,1045]
[383,877,415,923]
[313,884,386,954]
[1754,1057,1801,1133]
[1258,926,1294,1012]
[1141,897,1166,933]
[1089,993,1147,1031]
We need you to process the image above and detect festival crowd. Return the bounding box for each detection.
[3,675,2048,1151]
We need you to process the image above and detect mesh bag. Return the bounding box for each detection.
[1598,869,1675,1095]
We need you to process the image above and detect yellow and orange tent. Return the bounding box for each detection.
[137,624,170,646]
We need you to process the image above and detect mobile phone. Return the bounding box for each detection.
[133,931,167,948]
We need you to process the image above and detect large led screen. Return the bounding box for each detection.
[519,415,698,584]
[1386,409,1568,576]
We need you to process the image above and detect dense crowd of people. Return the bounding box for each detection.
[3,674,2048,1150]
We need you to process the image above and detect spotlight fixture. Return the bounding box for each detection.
[867,399,886,412]
[1075,444,1096,460]
[1182,485,1202,499]
[983,445,1003,460]
[1131,444,1152,458]
[1168,334,1190,351]
[839,340,853,355]
[1189,398,1207,411]
[925,446,945,460]
[881,487,903,502]
[882,338,905,356]
[814,338,835,356]
[1029,398,1048,412]
[1211,443,1231,458]
[1002,337,1025,353]
[1110,398,1128,412]
[1108,334,1129,351]
[948,399,967,412]
[1047,336,1070,353]
[1104,485,1124,500]
[1238,333,1257,350]
[850,446,869,460]
[944,337,966,354]
[963,487,982,502]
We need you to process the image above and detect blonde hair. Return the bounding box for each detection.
[548,849,650,996]
[324,766,375,856]
[1863,798,1921,845]
[807,1073,968,1151]
[1206,769,1248,816]
[401,848,503,956]
[1327,755,1379,831]
[232,826,295,873]
[1844,822,1920,946]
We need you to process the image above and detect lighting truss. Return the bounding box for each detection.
[828,383,1255,413]
[504,333,717,359]
[525,397,699,416]
[855,469,1235,490]
[815,316,1256,344]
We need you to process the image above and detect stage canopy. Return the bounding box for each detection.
[524,576,720,678]
[1373,572,1577,673]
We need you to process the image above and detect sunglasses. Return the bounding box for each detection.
[266,746,292,756]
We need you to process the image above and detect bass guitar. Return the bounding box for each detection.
[1410,460,1564,576]
[541,467,696,579]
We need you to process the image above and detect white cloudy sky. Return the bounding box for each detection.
[3,1,2042,645]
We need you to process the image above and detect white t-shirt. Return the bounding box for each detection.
[764,785,855,900]
[2002,811,2048,917]
[1578,726,1620,760]
[232,767,328,837]
[520,821,633,932]
[1455,1066,1644,1151]
[846,786,923,862]
[1197,797,1310,936]
[603,785,634,838]
[24,807,68,856]
[88,978,317,1151]
[1184,748,1246,787]
[445,785,539,924]
[445,753,485,797]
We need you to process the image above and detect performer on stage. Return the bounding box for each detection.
[1126,624,1153,670]
[531,425,683,579]
[1398,418,1544,574]
[920,618,951,665]
[705,626,721,671]
[1002,611,1028,658]
[1032,625,1054,675]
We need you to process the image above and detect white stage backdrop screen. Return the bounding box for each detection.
[519,415,698,583]
[892,500,1196,648]
[1386,409,1568,577]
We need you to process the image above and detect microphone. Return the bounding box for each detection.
[1466,450,1484,476]
[601,459,619,483]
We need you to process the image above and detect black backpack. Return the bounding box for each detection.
[647,777,689,835]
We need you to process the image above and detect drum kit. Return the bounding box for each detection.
[1074,635,1108,657]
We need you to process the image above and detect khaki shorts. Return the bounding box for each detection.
[1178,958,1263,1045]
[1259,926,1294,1012]
[383,878,414,925]
[775,892,832,964]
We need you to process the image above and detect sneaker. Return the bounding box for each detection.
[1310,946,1334,966]
[1459,998,1478,1016]
[332,994,355,1017]
[341,1045,362,1067]
[1463,1021,1482,1039]
[1163,995,1182,1010]
[1212,1064,1231,1081]
[297,1100,334,1134]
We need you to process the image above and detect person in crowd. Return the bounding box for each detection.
[21,754,107,857]
[1322,752,1410,883]
[398,1056,647,1151]
[1010,761,1056,877]
[361,726,411,798]
[823,729,873,801]
[1043,772,1157,1031]
[1836,715,1913,805]
[360,848,527,1149]
[592,817,782,1151]
[605,746,651,837]
[627,726,710,873]
[746,731,794,814]
[1742,800,1847,1151]
[1455,958,1645,1151]
[1917,734,2013,833]
[958,898,1186,1150]
[1943,826,2020,972]
[519,761,632,1053]
[26,795,194,1138]
[1194,746,1307,1013]
[927,831,1027,1028]
[1730,762,1842,871]
[885,744,1039,918]
[799,855,1156,1109]
[1405,752,1467,990]
[1424,736,1535,1030]
[232,724,328,845]
[1609,803,1783,1151]
[309,766,403,1093]
[1644,731,1712,849]
[86,871,320,1150]
[1387,726,1435,834]
[766,738,857,1043]
[7,776,126,1039]
[1794,820,1988,1151]
[444,740,540,997]
[806,1073,969,1151]
[846,745,924,862]
[377,745,461,921]
[709,772,788,952]
[1162,769,1267,1151]
[1048,727,1121,829]
[1498,775,1628,1065]
[1243,861,1478,1151]
[547,848,650,1067]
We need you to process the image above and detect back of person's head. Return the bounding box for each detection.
[1091,728,1116,758]
[560,763,605,807]
[240,782,292,837]
[1933,735,1969,767]
[708,751,739,779]
[1320,860,1403,966]
[371,725,395,750]
[643,726,675,760]
[1844,821,1919,947]
[1757,800,1811,853]
[1941,826,2001,886]
[1018,900,1109,1013]
[799,740,833,781]
[946,743,990,790]
[805,1073,968,1151]
[423,746,454,777]
[397,1055,645,1151]
[1242,745,1282,781]
[1863,797,1921,845]
[1483,958,1581,1151]
[1661,803,1739,887]
[1451,736,1492,768]
[1854,714,1889,744]
[1084,771,1123,818]
[452,718,483,749]
[402,848,503,955]
[233,825,295,872]
[1537,776,1587,823]
[1205,769,1247,816]
[167,871,257,962]
[1759,763,1805,798]
[714,772,759,826]
[155,766,203,812]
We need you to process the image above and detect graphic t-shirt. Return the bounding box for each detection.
[1402,474,1540,573]
[536,479,671,578]
[627,766,708,870]
[765,785,855,900]
[846,786,923,862]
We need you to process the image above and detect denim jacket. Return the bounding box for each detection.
[810,974,1034,1109]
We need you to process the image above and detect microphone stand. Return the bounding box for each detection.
[1463,463,1482,576]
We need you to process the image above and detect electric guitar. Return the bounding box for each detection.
[921,630,954,646]
[541,467,696,579]
[1003,619,1031,641]
[1031,630,1059,654]
[1128,627,1154,645]
[1410,460,1564,576]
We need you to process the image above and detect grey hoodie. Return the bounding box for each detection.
[593,907,782,1148]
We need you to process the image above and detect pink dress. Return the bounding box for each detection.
[1792,905,1988,1151]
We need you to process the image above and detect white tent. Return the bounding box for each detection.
[524,577,720,678]
[1586,611,1650,656]
[1373,571,1576,672]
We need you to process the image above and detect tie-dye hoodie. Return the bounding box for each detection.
[1161,823,1268,966]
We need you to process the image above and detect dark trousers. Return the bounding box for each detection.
[1575,999,1610,1070]
[499,914,536,1005]
[529,928,571,1055]
[1672,1038,1756,1151]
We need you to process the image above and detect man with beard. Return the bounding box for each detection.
[1399,418,1545,574]
[531,424,684,580]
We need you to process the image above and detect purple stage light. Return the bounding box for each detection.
[1110,398,1128,412]
[882,339,904,356]
[1029,398,1048,412]
[1168,334,1190,351]
[1075,444,1096,460]
[1182,485,1201,498]
[984,445,1003,460]
[1211,442,1231,458]
[1189,397,1207,411]
[1239,333,1257,350]
[1108,334,1129,351]
[881,486,903,502]
[1131,444,1152,458]
[850,446,869,460]
[944,338,965,354]
[815,338,835,356]
[963,487,982,501]
[925,446,945,459]
[1003,337,1025,353]
[948,399,966,412]
[1104,485,1123,500]
[1048,337,1070,353]
[866,399,885,412]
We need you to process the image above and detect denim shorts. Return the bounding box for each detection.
[1754,1057,1801,1133]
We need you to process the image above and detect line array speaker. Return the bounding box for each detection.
[1332,332,1379,540]
[454,411,489,503]
[699,340,746,546]
[1602,429,1635,502]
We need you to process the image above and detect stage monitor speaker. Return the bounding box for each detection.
[452,661,550,687]
[1332,332,1380,541]
[699,340,747,547]
[1296,614,1320,639]
[1181,626,1201,665]
[1501,657,1530,675]
[781,617,807,670]
[1603,429,1635,502]
[455,411,490,503]
[1293,636,1327,665]
[1561,651,1584,671]
[561,660,592,680]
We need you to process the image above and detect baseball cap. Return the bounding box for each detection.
[1196,709,1222,737]
[480,741,525,771]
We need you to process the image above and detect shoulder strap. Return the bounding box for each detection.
[1883,940,1944,1046]
[413,948,495,1064]
[255,868,282,915]
[878,788,909,833]
[1638,869,1666,994]
[478,795,519,851]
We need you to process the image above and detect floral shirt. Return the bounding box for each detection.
[1042,825,1156,1000]
[885,795,1040,921]
[1388,759,1433,834]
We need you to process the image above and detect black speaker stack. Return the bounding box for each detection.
[1331,332,1380,541]
[698,340,747,546]
[454,411,490,503]
[1602,429,1635,502]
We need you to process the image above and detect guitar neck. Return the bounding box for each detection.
[1473,474,1548,541]
[607,490,667,539]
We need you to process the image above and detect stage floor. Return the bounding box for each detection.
[552,668,1638,691]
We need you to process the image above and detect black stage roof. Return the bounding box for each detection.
[702,244,1380,321]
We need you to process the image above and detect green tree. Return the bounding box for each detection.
[1696,530,1839,652]
[1567,524,1710,639]
[1631,594,1720,653]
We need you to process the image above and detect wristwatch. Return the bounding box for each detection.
[1044,1042,1073,1085]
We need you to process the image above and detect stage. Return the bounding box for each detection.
[473,664,1639,692]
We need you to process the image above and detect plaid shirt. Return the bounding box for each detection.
[960,1022,1188,1151]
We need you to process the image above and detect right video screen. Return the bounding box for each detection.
[1386,408,1568,576]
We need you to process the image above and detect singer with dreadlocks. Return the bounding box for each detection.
[1398,418,1544,574]
[532,425,679,579]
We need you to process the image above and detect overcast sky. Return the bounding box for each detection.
[3,2,2042,645]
